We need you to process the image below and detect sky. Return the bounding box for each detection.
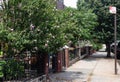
[64,0,78,8]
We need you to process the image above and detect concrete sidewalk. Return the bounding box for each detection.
[49,52,120,82]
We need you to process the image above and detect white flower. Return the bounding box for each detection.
[9,28,14,31]
[30,24,35,30]
[52,36,55,38]
[45,43,48,47]
[47,40,49,43]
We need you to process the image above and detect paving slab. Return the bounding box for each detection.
[49,52,120,82]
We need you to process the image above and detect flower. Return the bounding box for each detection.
[30,24,35,30]
[45,43,48,47]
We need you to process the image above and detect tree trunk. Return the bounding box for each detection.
[106,43,111,57]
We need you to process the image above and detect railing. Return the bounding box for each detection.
[69,47,79,66]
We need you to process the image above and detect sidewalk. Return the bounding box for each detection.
[49,52,120,82]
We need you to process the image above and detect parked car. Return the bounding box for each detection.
[111,41,120,59]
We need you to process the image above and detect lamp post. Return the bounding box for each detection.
[109,6,117,74]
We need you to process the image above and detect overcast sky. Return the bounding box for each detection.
[64,0,78,8]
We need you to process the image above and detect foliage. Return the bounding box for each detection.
[0,0,98,55]
[92,42,103,51]
[77,0,98,41]
[0,59,24,80]
[0,0,67,55]
[0,0,65,79]
[0,60,6,78]
[55,8,79,45]
[79,0,120,44]
[58,7,98,46]
[4,59,24,80]
[79,0,120,56]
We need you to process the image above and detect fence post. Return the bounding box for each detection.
[64,48,69,68]
[56,51,62,72]
[44,54,49,75]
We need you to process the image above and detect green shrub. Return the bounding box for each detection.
[92,43,102,51]
[4,59,25,80]
[0,60,6,78]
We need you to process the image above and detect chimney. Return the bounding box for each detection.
[56,0,64,10]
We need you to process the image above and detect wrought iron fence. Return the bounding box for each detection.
[69,47,79,61]
[0,56,45,82]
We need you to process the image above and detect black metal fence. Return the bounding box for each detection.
[0,55,46,82]
[69,47,80,66]
[69,47,79,61]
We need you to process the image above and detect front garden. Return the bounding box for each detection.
[0,0,101,81]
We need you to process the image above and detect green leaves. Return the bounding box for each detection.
[0,60,6,78]
[77,0,120,45]
[1,0,68,54]
[4,59,24,80]
[0,0,98,55]
[77,1,98,41]
[92,0,120,44]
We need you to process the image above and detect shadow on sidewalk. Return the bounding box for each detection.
[84,51,114,62]
[49,70,88,82]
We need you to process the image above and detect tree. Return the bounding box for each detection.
[77,0,98,45]
[92,0,115,57]
[56,8,80,45]
[0,0,71,78]
[0,0,66,56]
[79,0,120,57]
[1,0,98,57]
[56,7,97,48]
